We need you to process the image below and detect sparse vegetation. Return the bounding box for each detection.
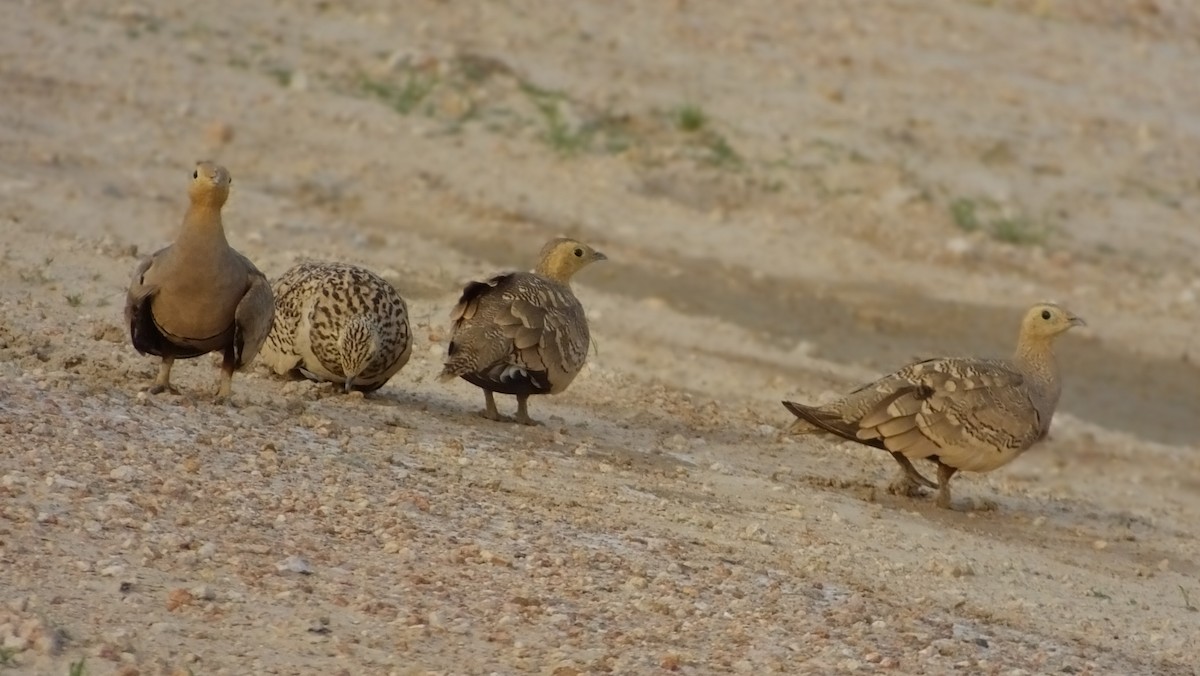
[68,658,86,676]
[65,293,83,307]
[0,646,17,667]
[528,91,591,155]
[674,104,708,132]
[990,216,1047,245]
[347,57,765,175]
[360,73,438,115]
[1180,585,1197,612]
[1087,588,1111,600]
[517,82,640,156]
[18,269,48,284]
[704,134,741,169]
[949,197,1050,246]
[266,67,293,88]
[950,198,981,232]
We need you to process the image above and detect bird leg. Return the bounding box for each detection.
[935,462,958,510]
[213,344,236,404]
[514,394,541,426]
[889,452,937,489]
[480,390,507,422]
[148,357,179,395]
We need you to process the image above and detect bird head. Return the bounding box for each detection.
[534,237,607,283]
[338,315,380,392]
[188,161,232,209]
[1020,301,1086,342]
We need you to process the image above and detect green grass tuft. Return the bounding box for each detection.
[705,134,741,169]
[949,197,1050,246]
[266,67,292,88]
[674,104,707,132]
[990,216,1047,246]
[950,198,981,232]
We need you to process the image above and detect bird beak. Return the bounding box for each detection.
[592,251,608,262]
[1069,314,1087,328]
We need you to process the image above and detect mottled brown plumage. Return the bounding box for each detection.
[125,161,274,403]
[783,302,1086,509]
[440,238,606,425]
[260,262,412,393]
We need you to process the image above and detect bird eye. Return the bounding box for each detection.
[192,170,198,179]
[1041,310,1051,320]
[574,248,583,257]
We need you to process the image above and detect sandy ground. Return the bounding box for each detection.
[2,1,1199,674]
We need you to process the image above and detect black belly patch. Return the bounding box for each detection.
[463,368,552,396]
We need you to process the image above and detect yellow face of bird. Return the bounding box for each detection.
[1020,301,1086,341]
[187,161,232,208]
[535,238,608,282]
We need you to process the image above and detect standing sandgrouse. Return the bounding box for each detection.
[783,302,1086,509]
[440,238,606,425]
[125,161,274,403]
[259,261,412,393]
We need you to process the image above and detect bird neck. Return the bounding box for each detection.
[177,203,230,250]
[534,260,574,285]
[1014,336,1061,403]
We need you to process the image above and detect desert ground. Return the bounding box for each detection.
[2,1,1199,674]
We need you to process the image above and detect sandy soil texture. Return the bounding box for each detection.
[2,1,1199,674]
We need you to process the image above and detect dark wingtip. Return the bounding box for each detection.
[781,400,805,417]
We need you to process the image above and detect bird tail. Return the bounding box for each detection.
[437,361,463,383]
[783,401,937,489]
[781,400,852,438]
[439,340,471,382]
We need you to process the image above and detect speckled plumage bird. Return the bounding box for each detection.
[440,238,607,425]
[125,161,274,403]
[783,302,1086,509]
[259,262,412,393]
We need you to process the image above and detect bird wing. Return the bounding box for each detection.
[443,273,588,394]
[856,359,1042,473]
[501,279,588,392]
[233,261,275,368]
[260,262,323,374]
[124,249,167,355]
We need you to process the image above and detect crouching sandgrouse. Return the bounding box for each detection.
[259,261,412,393]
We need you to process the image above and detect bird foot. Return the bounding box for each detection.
[514,414,542,427]
[950,496,999,512]
[147,383,180,395]
[936,491,991,511]
[973,497,999,512]
[479,409,514,423]
[887,474,928,498]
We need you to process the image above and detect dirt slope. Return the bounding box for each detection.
[1,1,1198,674]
